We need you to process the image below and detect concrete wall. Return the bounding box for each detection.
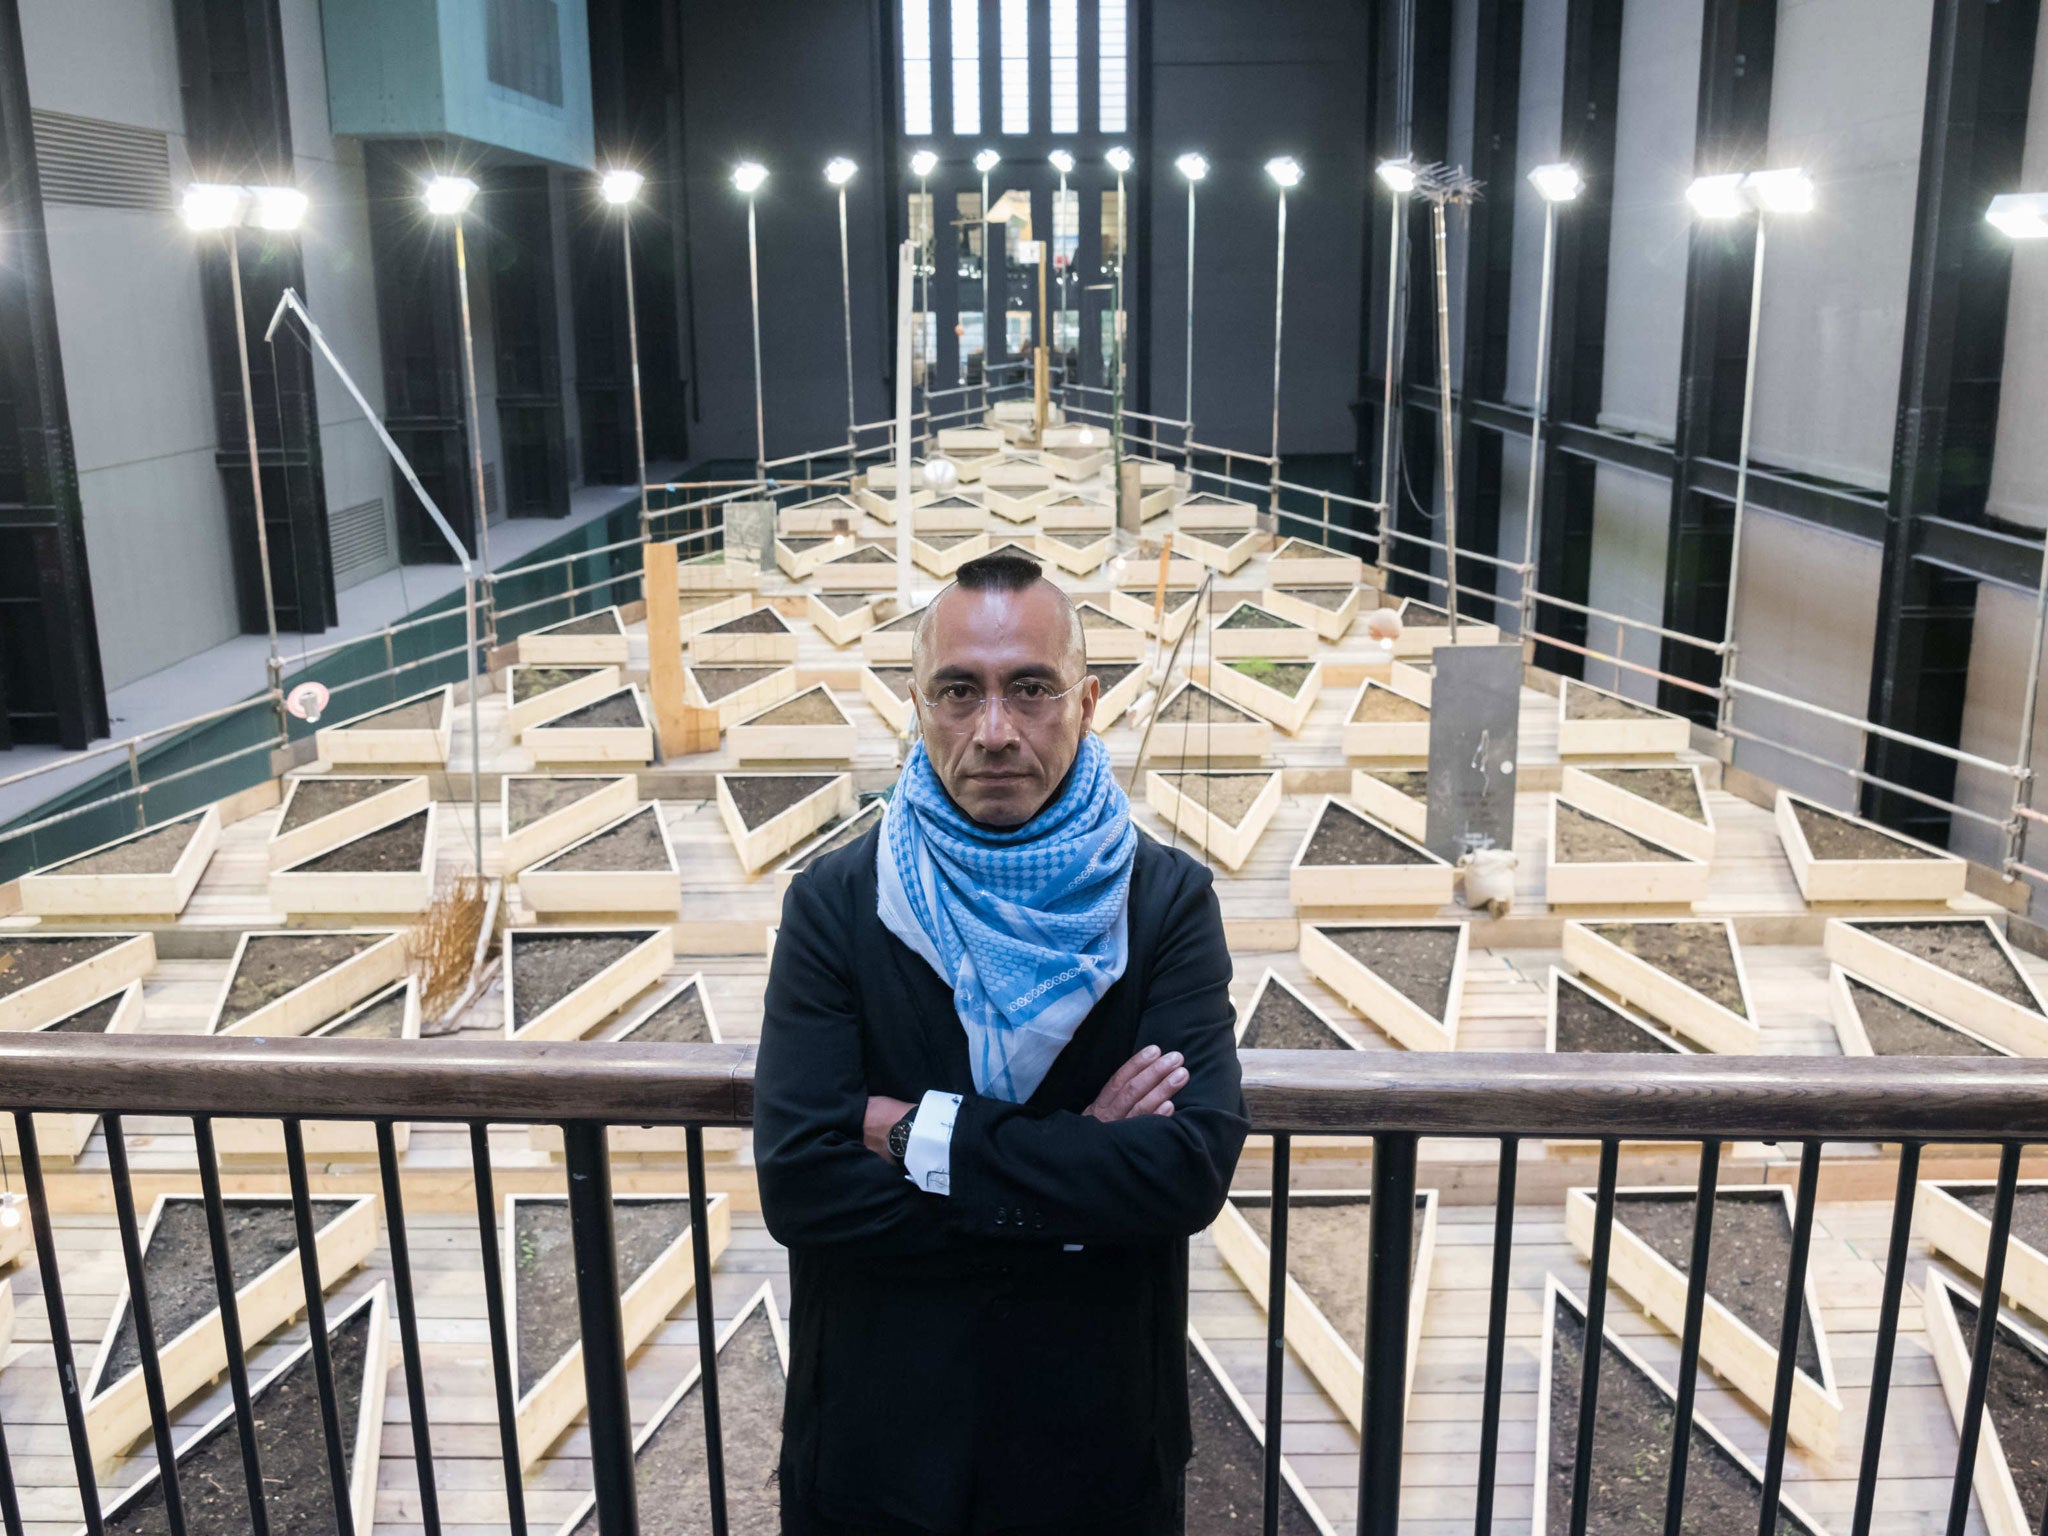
[1988,25,2048,531]
[1581,465,1672,704]
[1952,583,2048,872]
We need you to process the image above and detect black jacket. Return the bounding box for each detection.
[754,825,1247,1534]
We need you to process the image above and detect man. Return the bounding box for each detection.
[755,550,1247,1536]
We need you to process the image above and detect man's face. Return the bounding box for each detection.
[914,581,1098,828]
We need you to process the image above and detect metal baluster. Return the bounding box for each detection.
[1474,1137,1519,1534]
[687,1125,730,1536]
[192,1118,271,1536]
[375,1120,441,1536]
[564,1123,639,1536]
[1568,1139,1621,1536]
[13,1113,103,1534]
[103,1115,188,1536]
[1947,1142,2024,1536]
[469,1123,530,1532]
[1850,1142,1920,1536]
[0,1409,21,1536]
[282,1122,356,1536]
[1355,1133,1418,1536]
[1261,1135,1291,1536]
[1758,1142,1822,1534]
[1662,1140,1723,1536]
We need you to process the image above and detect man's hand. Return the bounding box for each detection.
[1084,1045,1186,1122]
[864,1094,915,1162]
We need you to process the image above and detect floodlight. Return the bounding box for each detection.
[1176,152,1209,183]
[731,161,768,194]
[179,183,246,231]
[1685,172,1748,220]
[1376,158,1417,193]
[600,168,645,205]
[423,175,478,216]
[1988,192,2048,240]
[910,150,938,177]
[1528,162,1583,203]
[1265,156,1302,189]
[974,148,1000,174]
[1048,149,1075,174]
[1744,167,1814,214]
[1105,146,1133,174]
[825,157,858,186]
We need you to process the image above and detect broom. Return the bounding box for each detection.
[407,874,499,1036]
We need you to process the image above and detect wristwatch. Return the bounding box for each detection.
[887,1106,918,1163]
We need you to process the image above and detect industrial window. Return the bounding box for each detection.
[1100,190,1121,269]
[909,191,935,275]
[901,0,933,135]
[1098,0,1127,134]
[1049,0,1079,134]
[486,0,563,107]
[1001,0,1030,134]
[949,0,979,136]
[1054,186,1078,271]
[956,191,985,276]
[960,313,986,386]
[913,313,937,385]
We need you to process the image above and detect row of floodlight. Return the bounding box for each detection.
[724,148,1298,195]
[180,168,655,234]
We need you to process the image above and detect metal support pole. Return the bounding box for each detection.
[1432,198,1458,637]
[1184,176,1197,443]
[1056,167,1069,392]
[562,1122,639,1536]
[1269,186,1288,518]
[745,194,767,486]
[1716,216,1768,731]
[2007,542,2048,877]
[453,220,493,586]
[622,209,650,542]
[1112,168,1126,474]
[917,170,930,436]
[838,185,857,479]
[1378,193,1404,558]
[462,577,483,872]
[1520,198,1559,639]
[894,241,916,604]
[226,227,283,732]
[981,167,993,415]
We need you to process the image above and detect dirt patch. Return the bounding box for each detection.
[345,693,442,732]
[1556,803,1684,865]
[1352,685,1428,724]
[1159,773,1273,828]
[725,774,837,830]
[1239,984,1349,1049]
[1158,686,1253,725]
[47,991,126,1034]
[918,532,980,550]
[1584,767,1705,822]
[1617,1191,1822,1378]
[816,593,873,615]
[221,934,385,1026]
[1588,922,1747,1017]
[1859,920,2036,1010]
[322,986,409,1040]
[1224,660,1314,698]
[1951,1289,2048,1527]
[1237,1197,1425,1353]
[1301,802,1429,867]
[279,778,411,833]
[1185,1345,1326,1536]
[869,667,916,701]
[568,1303,785,1535]
[50,818,198,877]
[706,608,788,635]
[513,666,607,704]
[1847,978,2001,1057]
[1565,681,1667,723]
[1220,605,1298,631]
[1553,981,1679,1054]
[826,544,895,565]
[542,611,623,638]
[105,1298,372,1536]
[539,691,644,731]
[1791,800,1936,862]
[102,1198,356,1385]
[748,690,847,727]
[0,935,131,1000]
[1272,540,1338,560]
[1275,586,1355,611]
[620,982,713,1044]
[513,1199,692,1396]
[692,666,785,703]
[1955,1186,2048,1259]
[1322,926,1461,1022]
[788,805,883,872]
[290,809,430,875]
[510,932,648,1029]
[508,777,615,832]
[1361,769,1428,803]
[1078,605,1132,630]
[544,807,669,872]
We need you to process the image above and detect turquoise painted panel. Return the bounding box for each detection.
[321,0,446,138]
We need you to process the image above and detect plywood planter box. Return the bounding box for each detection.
[1561,918,1758,1053]
[1145,769,1282,872]
[1209,1189,1436,1432]
[210,980,422,1160]
[692,605,799,666]
[939,445,1000,482]
[505,1191,732,1470]
[1289,796,1452,909]
[1263,583,1360,642]
[1037,490,1116,530]
[1088,661,1144,731]
[1826,963,2014,1059]
[1387,658,1434,706]
[1546,967,1693,1057]
[774,800,886,894]
[80,1192,376,1468]
[1546,796,1710,907]
[1267,536,1362,587]
[1923,1273,2048,1536]
[856,458,927,514]
[1349,767,1429,842]
[674,587,753,640]
[520,805,680,915]
[913,528,990,577]
[531,973,728,1157]
[985,482,1055,523]
[1234,968,1362,1049]
[911,492,988,533]
[1775,788,1968,903]
[517,606,630,666]
[269,774,431,871]
[717,771,857,873]
[1074,601,1144,661]
[1211,657,1323,735]
[506,663,624,737]
[1175,523,1260,574]
[1299,922,1467,1051]
[938,425,1005,454]
[861,664,918,733]
[777,492,865,534]
[1174,491,1258,529]
[677,549,761,591]
[1043,441,1107,480]
[686,662,798,730]
[525,686,656,766]
[1211,601,1317,661]
[503,925,673,1042]
[1534,1279,1831,1536]
[1109,584,1201,644]
[86,1286,389,1536]
[1823,916,2048,1057]
[208,928,407,1038]
[499,774,638,878]
[729,686,859,763]
[1557,678,1691,757]
[1036,527,1112,575]
[807,590,879,647]
[0,982,146,1161]
[774,533,839,580]
[316,683,454,766]
[816,541,902,592]
[1559,764,1716,864]
[0,932,155,1034]
[1920,1179,2048,1331]
[1392,599,1499,654]
[860,605,928,664]
[1339,681,1431,763]
[20,806,220,918]
[1184,1328,1338,1535]
[269,803,439,916]
[1142,681,1272,761]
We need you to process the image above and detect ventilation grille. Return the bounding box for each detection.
[31,110,171,210]
[329,497,391,580]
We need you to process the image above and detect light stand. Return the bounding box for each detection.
[911,150,937,424]
[1412,163,1482,639]
[826,159,860,477]
[1106,147,1131,473]
[1050,149,1074,391]
[599,169,649,539]
[1176,153,1208,444]
[976,149,999,413]
[1264,157,1302,520]
[423,176,492,592]
[1375,159,1417,557]
[1519,162,1584,636]
[732,162,770,486]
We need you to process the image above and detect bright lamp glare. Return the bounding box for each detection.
[1528,162,1583,203]
[249,186,307,231]
[910,150,938,178]
[825,157,858,186]
[731,161,768,194]
[1048,149,1075,174]
[600,169,644,205]
[1105,147,1133,174]
[1176,152,1209,183]
[1988,192,2048,240]
[1266,156,1302,189]
[423,175,478,216]
[179,183,246,232]
[1685,172,1748,220]
[974,149,1000,174]
[1376,158,1417,194]
[1745,167,1814,214]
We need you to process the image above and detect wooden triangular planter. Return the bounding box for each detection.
[1298,921,1468,1051]
[1211,657,1325,735]
[1035,527,1113,575]
[1177,523,1261,573]
[316,683,455,766]
[860,665,916,733]
[1923,1271,2048,1536]
[1174,491,1257,528]
[525,686,655,766]
[1213,601,1317,661]
[1235,968,1362,1050]
[773,800,885,894]
[805,590,878,647]
[911,492,989,532]
[1140,680,1271,761]
[1826,964,2014,1059]
[505,662,624,737]
[1074,601,1145,661]
[693,604,799,665]
[1918,1178,2048,1334]
[1108,583,1201,643]
[517,606,629,666]
[1088,661,1144,731]
[684,661,798,729]
[502,925,673,1042]
[728,685,859,763]
[1392,597,1500,654]
[1185,1326,1338,1535]
[1546,968,1692,1057]
[716,771,856,874]
[1823,916,2048,1056]
[269,774,431,871]
[675,588,752,641]
[0,981,146,1161]
[1144,769,1283,872]
[1035,489,1114,530]
[211,980,421,1160]
[1342,679,1428,759]
[1556,677,1689,757]
[529,974,725,1157]
[207,929,407,1038]
[1775,789,1967,903]
[20,806,220,918]
[521,804,680,915]
[1562,919,1757,1052]
[1262,582,1360,641]
[1546,796,1709,907]
[499,774,638,878]
[1288,795,1452,910]
[1348,767,1429,841]
[0,931,155,1034]
[778,492,864,533]
[859,604,928,665]
[1559,763,1716,863]
[815,541,900,591]
[912,527,991,577]
[269,803,439,916]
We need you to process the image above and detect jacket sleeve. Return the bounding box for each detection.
[753,869,953,1257]
[940,857,1248,1245]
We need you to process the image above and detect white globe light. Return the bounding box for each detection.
[1076,427,1096,446]
[923,456,961,492]
[0,1197,19,1230]
[1365,607,1403,645]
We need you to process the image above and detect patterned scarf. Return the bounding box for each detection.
[877,733,1136,1102]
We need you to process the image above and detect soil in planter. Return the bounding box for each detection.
[220,933,387,1027]
[1352,686,1428,724]
[779,536,832,554]
[1225,660,1315,699]
[1079,605,1133,630]
[1403,602,1451,625]
[279,777,412,834]
[1846,978,2003,1057]
[1322,926,1462,1023]
[706,608,790,636]
[869,667,917,701]
[827,544,896,565]
[1045,495,1103,510]
[985,543,1039,564]
[320,985,409,1040]
[1121,587,1199,610]
[101,1197,357,1386]
[1615,1191,1822,1379]
[1564,681,1670,723]
[1950,1290,2048,1527]
[541,691,644,731]
[621,981,713,1044]
[1087,663,1139,695]
[1857,920,2037,1011]
[46,990,127,1034]
[918,532,980,550]
[726,774,839,830]
[925,495,981,511]
[1237,1195,1426,1351]
[52,818,199,877]
[1049,531,1106,549]
[1300,802,1430,867]
[1220,605,1299,631]
[692,666,788,703]
[508,777,617,832]
[540,611,623,638]
[513,666,608,704]
[289,809,430,875]
[1361,769,1429,804]
[1181,494,1241,511]
[514,1199,692,1396]
[1582,767,1706,822]
[104,1299,372,1536]
[1588,922,1747,1017]
[787,805,884,873]
[1,936,133,1001]
[677,592,737,615]
[510,932,650,1030]
[1556,803,1685,865]
[543,807,670,872]
[1181,526,1249,547]
[816,593,874,615]
[343,693,443,732]
[1553,981,1679,1054]
[568,1301,784,1535]
[1159,773,1274,829]
[1273,539,1338,560]
[1792,799,1937,861]
[876,608,928,633]
[1158,686,1254,725]
[1276,586,1356,611]
[1239,982,1349,1050]
[748,690,848,728]
[1952,1186,2048,1260]
[1184,1345,1326,1536]
[1546,1295,1821,1536]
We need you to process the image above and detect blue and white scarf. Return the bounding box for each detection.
[877,733,1136,1102]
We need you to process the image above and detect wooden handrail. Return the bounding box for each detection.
[1,1035,2047,1141]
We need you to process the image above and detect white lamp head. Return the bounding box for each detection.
[0,1194,18,1230]
[1988,191,2048,240]
[1105,146,1133,174]
[1176,152,1209,183]
[423,174,479,216]
[180,183,247,232]
[731,161,769,194]
[910,150,939,178]
[1048,149,1075,175]
[1266,156,1303,189]
[248,185,308,231]
[600,168,645,206]
[974,148,1000,174]
[1528,162,1584,204]
[825,157,858,187]
[1685,172,1748,221]
[1744,167,1814,214]
[1376,158,1418,194]
[923,456,961,492]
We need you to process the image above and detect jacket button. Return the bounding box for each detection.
[995,1205,1007,1226]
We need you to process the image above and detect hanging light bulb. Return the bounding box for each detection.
[0,1194,20,1230]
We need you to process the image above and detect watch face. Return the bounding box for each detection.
[889,1112,914,1158]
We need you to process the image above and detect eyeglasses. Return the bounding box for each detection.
[914,676,1089,730]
